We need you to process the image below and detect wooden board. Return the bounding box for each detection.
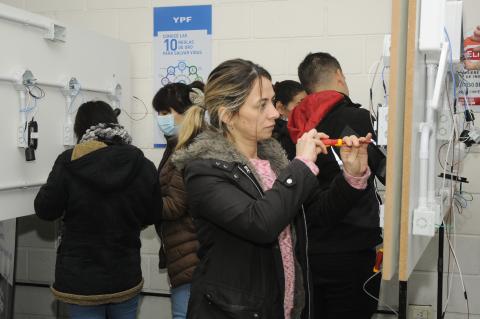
[382,0,409,280]
[398,0,437,281]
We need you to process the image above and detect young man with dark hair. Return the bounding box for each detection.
[289,52,383,319]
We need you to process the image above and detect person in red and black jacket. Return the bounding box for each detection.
[289,52,383,319]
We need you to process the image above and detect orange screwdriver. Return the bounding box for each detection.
[321,138,372,147]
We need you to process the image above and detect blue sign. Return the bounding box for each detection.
[152,5,212,148]
[154,5,212,36]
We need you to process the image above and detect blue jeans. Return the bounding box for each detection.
[68,295,140,319]
[171,284,191,319]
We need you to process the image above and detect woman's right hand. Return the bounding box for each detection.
[296,129,329,163]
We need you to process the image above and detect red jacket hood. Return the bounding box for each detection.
[288,90,344,143]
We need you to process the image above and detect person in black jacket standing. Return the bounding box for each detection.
[289,52,383,319]
[272,80,306,160]
[171,58,374,319]
[34,101,161,319]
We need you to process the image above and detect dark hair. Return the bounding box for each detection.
[189,80,205,92]
[74,101,118,142]
[152,82,193,114]
[177,59,271,149]
[298,52,342,94]
[273,80,305,105]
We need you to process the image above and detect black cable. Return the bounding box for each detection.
[399,281,407,319]
[121,96,149,121]
[437,220,444,319]
[26,85,45,99]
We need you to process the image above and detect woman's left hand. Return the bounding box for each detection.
[339,133,372,177]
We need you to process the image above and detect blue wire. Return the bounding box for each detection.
[444,27,457,103]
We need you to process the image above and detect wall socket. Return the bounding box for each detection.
[409,305,433,319]
[437,110,452,141]
[63,123,75,146]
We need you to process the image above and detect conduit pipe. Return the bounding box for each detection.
[0,181,44,192]
[0,3,66,41]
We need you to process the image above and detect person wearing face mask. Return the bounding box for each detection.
[152,82,202,319]
[272,80,307,160]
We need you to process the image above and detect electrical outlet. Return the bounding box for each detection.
[17,125,26,148]
[437,111,452,140]
[409,305,432,319]
[63,123,74,146]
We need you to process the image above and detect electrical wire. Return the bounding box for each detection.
[381,65,389,108]
[368,57,383,131]
[362,271,399,316]
[27,84,45,99]
[442,212,470,318]
[120,96,149,121]
[19,84,45,144]
[438,61,470,317]
[444,28,457,103]
[436,32,468,317]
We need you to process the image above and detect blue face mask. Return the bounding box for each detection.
[156,114,179,137]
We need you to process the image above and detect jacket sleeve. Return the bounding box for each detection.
[144,163,163,227]
[185,159,318,244]
[161,163,187,221]
[34,154,68,221]
[304,173,370,227]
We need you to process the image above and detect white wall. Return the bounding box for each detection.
[2,0,480,318]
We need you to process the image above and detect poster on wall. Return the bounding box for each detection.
[0,219,16,319]
[152,5,212,148]
[458,28,480,110]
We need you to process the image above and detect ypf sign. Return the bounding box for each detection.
[152,5,212,148]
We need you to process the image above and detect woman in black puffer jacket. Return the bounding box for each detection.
[172,59,373,319]
[34,101,161,319]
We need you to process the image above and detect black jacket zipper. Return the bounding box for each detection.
[237,163,312,319]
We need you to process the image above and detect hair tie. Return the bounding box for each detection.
[189,88,205,108]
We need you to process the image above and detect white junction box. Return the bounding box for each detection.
[419,0,446,54]
[377,106,388,146]
[444,1,463,63]
[413,208,435,237]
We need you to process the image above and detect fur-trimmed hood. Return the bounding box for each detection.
[171,130,290,181]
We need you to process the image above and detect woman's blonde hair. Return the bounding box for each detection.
[176,59,271,150]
